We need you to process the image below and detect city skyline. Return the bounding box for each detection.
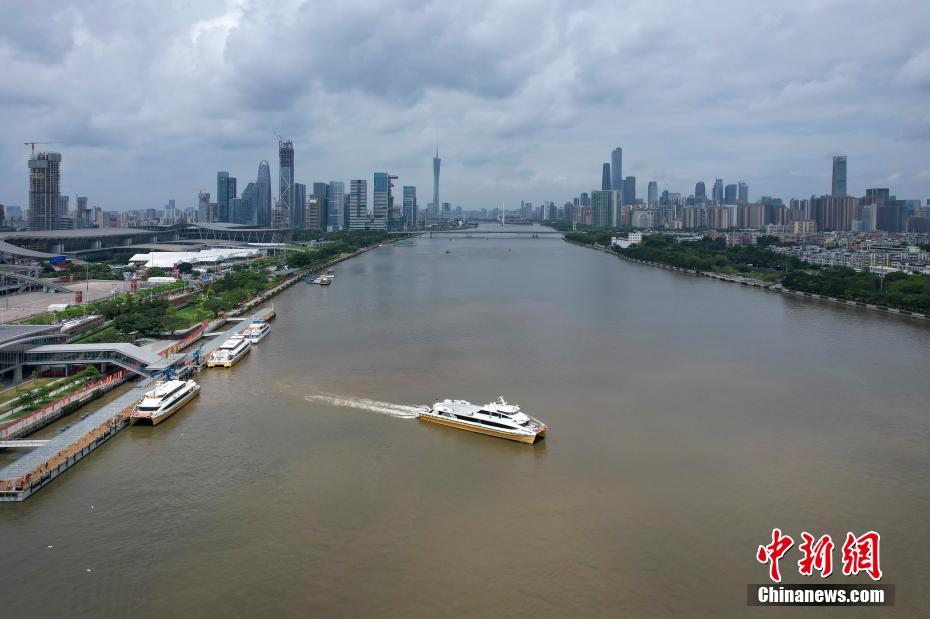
[1,1,929,212]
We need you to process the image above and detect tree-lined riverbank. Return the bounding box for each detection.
[565,231,930,317]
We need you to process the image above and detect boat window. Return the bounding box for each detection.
[454,414,512,429]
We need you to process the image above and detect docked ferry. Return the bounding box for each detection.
[206,335,251,368]
[244,321,271,343]
[419,397,547,443]
[130,379,200,426]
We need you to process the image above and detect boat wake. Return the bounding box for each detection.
[304,395,424,420]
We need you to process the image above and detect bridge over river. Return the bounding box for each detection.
[427,229,564,238]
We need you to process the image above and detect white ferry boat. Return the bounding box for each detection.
[206,335,251,368]
[130,379,200,426]
[420,397,547,443]
[244,321,271,343]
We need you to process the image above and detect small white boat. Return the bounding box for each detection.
[419,397,547,443]
[130,380,200,426]
[207,335,251,368]
[244,321,271,343]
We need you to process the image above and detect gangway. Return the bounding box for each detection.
[0,440,49,449]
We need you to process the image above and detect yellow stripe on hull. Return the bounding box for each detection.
[419,414,544,444]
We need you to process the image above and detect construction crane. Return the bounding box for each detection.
[24,141,62,157]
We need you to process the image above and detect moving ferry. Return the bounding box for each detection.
[244,321,271,344]
[207,335,251,368]
[419,397,547,444]
[130,379,200,426]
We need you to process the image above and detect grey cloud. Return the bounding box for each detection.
[1,0,929,212]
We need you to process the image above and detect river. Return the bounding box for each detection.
[3,224,929,616]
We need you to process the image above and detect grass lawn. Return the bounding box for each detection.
[173,304,212,327]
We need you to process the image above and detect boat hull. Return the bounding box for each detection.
[206,347,250,368]
[131,385,200,426]
[418,412,544,444]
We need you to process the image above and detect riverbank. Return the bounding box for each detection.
[565,238,930,322]
[0,234,414,501]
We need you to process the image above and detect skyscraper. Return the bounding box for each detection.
[832,155,847,197]
[28,151,62,230]
[432,147,441,218]
[278,138,294,227]
[313,182,329,231]
[610,147,623,194]
[293,183,306,229]
[328,181,345,231]
[712,178,724,205]
[695,182,706,204]
[403,186,417,230]
[372,172,396,231]
[232,185,255,225]
[306,195,322,231]
[738,181,749,204]
[349,179,368,230]
[724,184,737,205]
[256,160,273,227]
[198,191,211,223]
[647,181,658,206]
[623,176,636,206]
[216,171,236,223]
[591,190,620,228]
[601,163,611,191]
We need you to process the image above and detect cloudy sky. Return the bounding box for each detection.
[1,0,928,212]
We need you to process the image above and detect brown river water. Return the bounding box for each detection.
[2,225,929,617]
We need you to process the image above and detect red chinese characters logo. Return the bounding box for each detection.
[798,532,834,577]
[841,531,882,581]
[757,529,882,582]
[756,528,794,583]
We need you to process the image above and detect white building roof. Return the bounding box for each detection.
[128,248,261,268]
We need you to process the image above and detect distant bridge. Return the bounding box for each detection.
[428,230,564,237]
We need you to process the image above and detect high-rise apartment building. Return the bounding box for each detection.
[647,181,658,206]
[832,155,847,197]
[28,151,62,230]
[349,179,368,230]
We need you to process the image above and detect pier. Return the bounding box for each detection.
[0,306,276,501]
